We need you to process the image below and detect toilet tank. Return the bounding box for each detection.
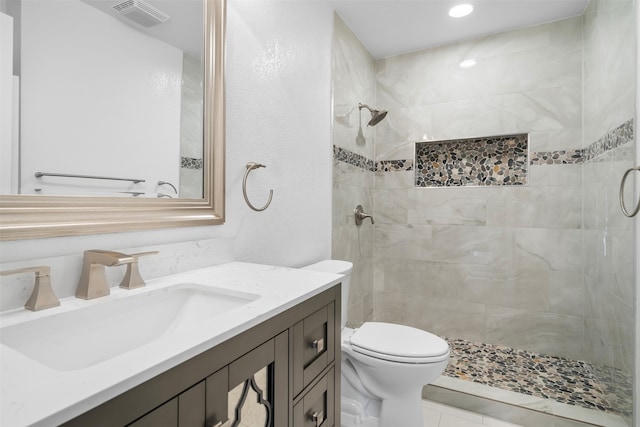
[303,260,352,329]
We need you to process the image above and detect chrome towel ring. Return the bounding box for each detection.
[243,162,273,212]
[620,166,640,217]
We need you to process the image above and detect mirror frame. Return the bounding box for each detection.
[0,0,225,240]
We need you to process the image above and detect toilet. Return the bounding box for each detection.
[303,260,450,427]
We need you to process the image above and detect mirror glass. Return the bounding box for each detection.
[1,0,204,199]
[0,0,225,240]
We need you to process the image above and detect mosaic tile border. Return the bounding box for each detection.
[529,149,583,165]
[333,118,634,178]
[443,338,633,418]
[376,159,414,172]
[334,145,375,171]
[181,156,203,170]
[415,134,528,187]
[530,119,635,165]
[583,119,634,163]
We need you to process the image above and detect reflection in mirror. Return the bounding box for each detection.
[227,366,271,427]
[1,0,204,199]
[0,0,226,240]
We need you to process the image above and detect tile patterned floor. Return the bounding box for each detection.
[423,400,523,427]
[442,338,633,418]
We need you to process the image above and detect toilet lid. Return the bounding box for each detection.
[349,322,449,363]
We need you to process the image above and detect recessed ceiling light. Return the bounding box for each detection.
[449,4,474,18]
[459,59,477,68]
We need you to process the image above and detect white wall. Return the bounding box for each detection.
[224,0,334,266]
[19,0,181,196]
[0,12,14,193]
[0,0,334,310]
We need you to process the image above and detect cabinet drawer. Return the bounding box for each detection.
[293,367,335,427]
[292,302,335,396]
[127,381,205,427]
[128,398,177,427]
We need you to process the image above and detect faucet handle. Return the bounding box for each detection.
[1,266,60,311]
[354,205,375,226]
[119,251,159,290]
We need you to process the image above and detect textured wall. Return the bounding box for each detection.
[0,0,335,309]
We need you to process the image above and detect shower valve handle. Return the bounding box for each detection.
[354,205,374,226]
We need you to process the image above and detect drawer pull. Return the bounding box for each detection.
[311,338,325,353]
[310,410,325,426]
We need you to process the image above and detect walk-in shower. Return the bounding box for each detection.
[331,0,636,425]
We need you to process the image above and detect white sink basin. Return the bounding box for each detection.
[0,283,259,371]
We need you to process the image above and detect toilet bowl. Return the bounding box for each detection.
[303,260,450,427]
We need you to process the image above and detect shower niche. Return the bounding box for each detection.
[414,133,529,187]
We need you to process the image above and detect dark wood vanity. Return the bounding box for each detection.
[61,284,341,427]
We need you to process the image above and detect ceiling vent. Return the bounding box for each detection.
[112,0,170,27]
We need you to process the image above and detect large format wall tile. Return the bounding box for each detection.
[374,223,434,260]
[514,228,582,273]
[402,293,487,342]
[581,0,635,375]
[547,271,585,317]
[375,18,582,111]
[373,188,409,224]
[332,15,375,159]
[374,289,488,342]
[331,13,376,327]
[369,15,590,361]
[485,306,584,360]
[485,186,582,229]
[582,0,635,146]
[408,187,488,226]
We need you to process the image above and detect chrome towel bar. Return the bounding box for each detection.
[35,172,145,184]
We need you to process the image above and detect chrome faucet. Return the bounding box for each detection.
[1,266,60,311]
[76,250,134,300]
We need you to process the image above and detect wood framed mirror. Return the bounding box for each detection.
[0,0,225,240]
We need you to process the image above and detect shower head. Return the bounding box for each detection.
[359,103,388,126]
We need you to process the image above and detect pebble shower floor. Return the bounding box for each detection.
[443,338,633,418]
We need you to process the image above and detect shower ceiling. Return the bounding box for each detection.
[330,0,590,58]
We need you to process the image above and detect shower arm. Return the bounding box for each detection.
[358,103,373,113]
[358,103,388,126]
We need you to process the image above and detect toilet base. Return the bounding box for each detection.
[341,397,425,427]
[341,397,380,427]
[341,353,429,427]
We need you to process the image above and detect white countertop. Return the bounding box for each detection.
[0,262,342,427]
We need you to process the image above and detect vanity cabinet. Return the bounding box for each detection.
[61,285,340,427]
